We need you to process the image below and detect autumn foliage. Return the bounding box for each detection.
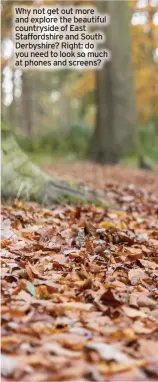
[1,162,158,381]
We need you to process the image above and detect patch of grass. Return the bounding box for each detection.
[16,124,92,160]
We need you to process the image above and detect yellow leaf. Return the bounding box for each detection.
[99,221,114,229]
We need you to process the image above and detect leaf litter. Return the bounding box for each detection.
[1,164,158,381]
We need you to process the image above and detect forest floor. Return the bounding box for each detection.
[1,162,158,382]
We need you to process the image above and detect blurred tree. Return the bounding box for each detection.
[21,71,37,136]
[1,0,157,165]
[67,1,158,126]
[8,70,16,130]
[130,0,158,123]
[89,1,137,163]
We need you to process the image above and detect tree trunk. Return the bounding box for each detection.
[90,0,138,163]
[90,69,118,164]
[59,87,70,130]
[21,72,37,136]
[2,124,116,207]
[9,70,15,127]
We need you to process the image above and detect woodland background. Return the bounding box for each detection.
[2,3,158,380]
[1,0,158,167]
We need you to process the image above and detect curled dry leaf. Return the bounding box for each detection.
[132,320,157,334]
[128,268,147,285]
[43,342,81,358]
[100,288,122,306]
[84,342,129,363]
[122,305,148,318]
[1,336,21,350]
[57,302,93,311]
[138,259,158,270]
[125,247,143,259]
[137,295,157,309]
[1,219,18,241]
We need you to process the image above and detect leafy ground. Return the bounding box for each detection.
[1,163,158,382]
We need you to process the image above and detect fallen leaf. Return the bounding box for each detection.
[76,228,85,248]
[1,219,17,240]
[138,259,158,270]
[137,295,157,309]
[99,221,115,229]
[1,169,158,382]
[1,354,17,377]
[43,342,80,358]
[85,342,129,363]
[132,320,156,334]
[100,288,122,306]
[125,247,143,259]
[1,336,20,350]
[122,306,147,318]
[128,268,147,285]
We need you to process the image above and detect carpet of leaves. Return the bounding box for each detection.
[1,164,158,382]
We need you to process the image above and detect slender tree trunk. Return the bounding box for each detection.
[90,68,118,164]
[109,1,137,154]
[90,0,138,163]
[8,70,17,133]
[59,88,70,130]
[21,72,37,136]
[1,69,6,121]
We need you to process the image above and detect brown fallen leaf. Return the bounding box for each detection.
[58,302,93,311]
[107,368,147,381]
[1,239,12,248]
[43,342,81,358]
[144,359,158,379]
[34,279,61,293]
[25,264,34,281]
[11,279,26,295]
[99,221,115,229]
[9,240,26,251]
[137,295,157,309]
[132,320,156,334]
[36,285,50,298]
[12,290,37,304]
[125,247,143,259]
[150,308,158,318]
[1,173,158,382]
[138,339,158,358]
[129,293,139,308]
[128,268,147,285]
[84,342,129,363]
[138,259,158,270]
[77,278,92,291]
[22,231,38,240]
[1,336,20,350]
[52,254,68,265]
[122,306,147,318]
[100,288,122,306]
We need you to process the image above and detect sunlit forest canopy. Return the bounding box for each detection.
[1,0,158,162]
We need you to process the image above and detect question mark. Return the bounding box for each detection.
[55,42,59,49]
[97,59,101,67]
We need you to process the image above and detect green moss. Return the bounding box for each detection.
[56,192,121,210]
[57,192,84,204]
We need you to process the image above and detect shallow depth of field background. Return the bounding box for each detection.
[1,0,158,167]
